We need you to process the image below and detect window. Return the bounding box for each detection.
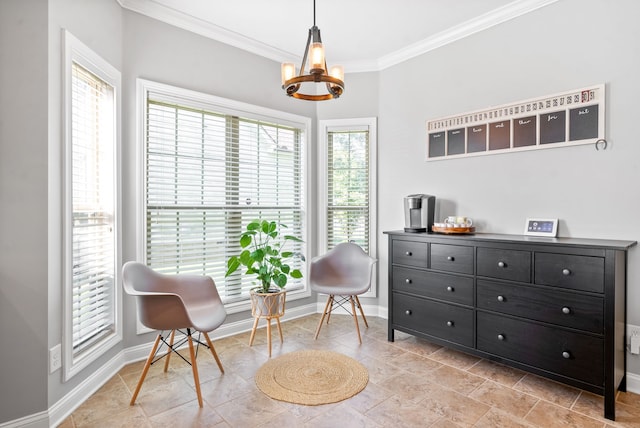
[138,80,310,311]
[63,31,121,380]
[318,118,377,296]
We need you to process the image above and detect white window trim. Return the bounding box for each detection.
[318,118,378,297]
[62,29,122,381]
[135,79,312,333]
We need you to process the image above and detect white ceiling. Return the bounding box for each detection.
[119,0,558,72]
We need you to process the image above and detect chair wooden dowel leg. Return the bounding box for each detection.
[325,295,335,324]
[187,330,203,407]
[130,334,161,406]
[355,295,369,328]
[350,296,362,344]
[314,295,333,340]
[203,332,224,373]
[163,329,176,373]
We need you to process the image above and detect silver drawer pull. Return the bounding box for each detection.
[405,278,412,284]
[405,310,412,315]
[447,256,455,261]
[447,321,454,327]
[405,251,412,256]
[446,286,454,292]
[497,334,505,341]
[562,306,571,314]
[498,261,506,268]
[562,268,571,276]
[562,351,571,359]
[497,295,505,302]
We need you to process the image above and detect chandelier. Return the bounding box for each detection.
[281,0,344,101]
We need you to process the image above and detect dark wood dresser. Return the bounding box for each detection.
[384,231,636,420]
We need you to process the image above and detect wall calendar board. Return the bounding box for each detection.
[426,84,605,161]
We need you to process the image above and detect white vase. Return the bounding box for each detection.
[250,287,286,318]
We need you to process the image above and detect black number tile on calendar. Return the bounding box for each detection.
[569,104,598,141]
[513,115,537,148]
[447,128,465,155]
[489,120,510,150]
[540,110,566,144]
[429,132,446,158]
[467,124,487,153]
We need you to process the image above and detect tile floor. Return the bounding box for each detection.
[59,314,640,427]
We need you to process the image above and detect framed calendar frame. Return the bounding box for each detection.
[426,83,605,161]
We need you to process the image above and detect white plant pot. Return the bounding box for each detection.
[250,287,286,318]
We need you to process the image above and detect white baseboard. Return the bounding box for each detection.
[626,372,640,394]
[47,350,128,427]
[0,411,48,428]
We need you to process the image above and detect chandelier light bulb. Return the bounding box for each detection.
[281,63,296,85]
[310,42,325,72]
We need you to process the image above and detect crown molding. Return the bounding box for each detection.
[117,0,293,62]
[377,0,559,70]
[118,0,559,73]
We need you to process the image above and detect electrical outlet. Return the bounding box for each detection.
[49,344,61,373]
[628,325,640,356]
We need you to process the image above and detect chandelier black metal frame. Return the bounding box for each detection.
[281,0,344,101]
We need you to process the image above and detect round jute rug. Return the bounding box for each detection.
[255,350,369,405]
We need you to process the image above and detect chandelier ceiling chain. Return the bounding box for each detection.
[281,0,345,101]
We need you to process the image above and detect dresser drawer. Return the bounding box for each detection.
[534,253,605,293]
[393,266,473,305]
[393,240,428,268]
[431,244,473,274]
[477,247,531,283]
[477,312,603,386]
[477,280,603,333]
[393,293,473,347]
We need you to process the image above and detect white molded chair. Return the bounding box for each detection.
[122,261,226,407]
[310,243,376,344]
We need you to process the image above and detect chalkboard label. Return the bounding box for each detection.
[447,128,465,155]
[569,104,598,141]
[514,116,537,147]
[489,120,511,150]
[467,125,487,153]
[429,132,446,157]
[540,110,566,144]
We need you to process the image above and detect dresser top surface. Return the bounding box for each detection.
[383,231,637,251]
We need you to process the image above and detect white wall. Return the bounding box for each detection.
[0,0,49,423]
[377,0,640,373]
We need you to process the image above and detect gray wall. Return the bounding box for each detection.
[377,0,640,371]
[1,0,639,424]
[0,0,49,422]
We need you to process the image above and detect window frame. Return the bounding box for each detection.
[62,30,122,381]
[318,118,378,297]
[136,79,312,331]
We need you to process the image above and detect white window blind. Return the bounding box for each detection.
[144,93,306,303]
[326,130,370,252]
[70,63,117,354]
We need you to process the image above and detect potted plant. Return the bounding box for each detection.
[225,219,304,318]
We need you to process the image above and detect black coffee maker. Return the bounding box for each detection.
[403,194,435,233]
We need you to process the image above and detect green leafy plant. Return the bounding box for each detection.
[225,219,304,293]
